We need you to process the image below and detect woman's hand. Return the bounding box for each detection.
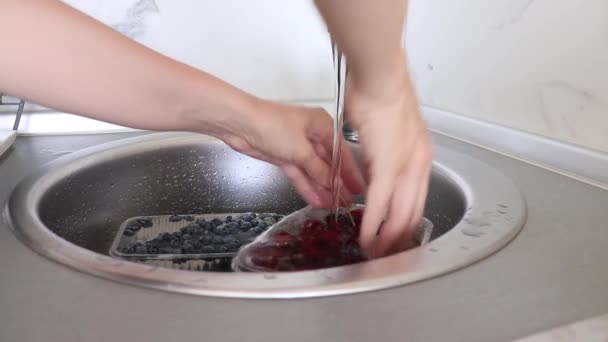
[220,100,366,209]
[346,67,433,258]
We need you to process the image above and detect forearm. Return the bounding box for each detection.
[0,0,257,138]
[315,0,410,94]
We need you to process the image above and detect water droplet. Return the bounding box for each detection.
[462,226,485,237]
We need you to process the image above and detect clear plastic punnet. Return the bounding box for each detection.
[233,205,433,272]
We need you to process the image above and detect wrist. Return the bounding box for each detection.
[349,49,412,99]
[177,73,261,141]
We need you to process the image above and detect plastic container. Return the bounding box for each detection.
[109,213,285,266]
[233,205,434,272]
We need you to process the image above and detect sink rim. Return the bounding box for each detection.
[5,132,527,298]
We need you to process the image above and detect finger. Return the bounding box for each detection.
[399,162,431,251]
[404,141,433,237]
[340,142,366,195]
[377,136,432,255]
[313,146,354,207]
[314,142,332,164]
[409,160,432,231]
[375,166,420,257]
[336,177,353,207]
[295,147,333,192]
[359,174,395,257]
[282,164,330,208]
[315,127,364,202]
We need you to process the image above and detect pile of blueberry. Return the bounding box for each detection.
[122,217,154,237]
[120,213,283,256]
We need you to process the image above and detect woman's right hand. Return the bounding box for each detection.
[219,99,366,209]
[345,64,433,258]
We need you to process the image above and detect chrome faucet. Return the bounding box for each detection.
[331,42,359,142]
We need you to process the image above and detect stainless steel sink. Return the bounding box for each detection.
[5,133,526,298]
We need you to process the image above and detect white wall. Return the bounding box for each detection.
[4,0,607,152]
[406,0,608,152]
[1,0,335,133]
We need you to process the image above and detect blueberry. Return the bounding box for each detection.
[135,245,148,254]
[183,215,195,222]
[127,220,142,228]
[217,245,229,253]
[123,228,135,236]
[228,227,241,235]
[182,243,195,254]
[201,245,215,254]
[170,239,180,248]
[173,231,182,238]
[126,224,141,232]
[250,220,259,227]
[250,213,257,218]
[252,227,264,235]
[145,240,157,247]
[211,218,222,227]
[225,215,233,222]
[212,236,224,245]
[225,242,239,252]
[192,241,202,249]
[239,221,252,231]
[214,225,228,235]
[257,222,268,230]
[161,232,172,241]
[223,222,237,230]
[136,217,153,228]
[195,218,207,226]
[200,236,212,245]
[181,234,192,241]
[203,222,214,231]
[223,237,237,245]
[238,235,255,245]
[169,215,182,222]
[263,217,276,225]
[159,247,173,254]
[147,246,159,254]
[126,246,136,254]
[242,214,254,222]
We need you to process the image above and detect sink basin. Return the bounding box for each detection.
[5,133,526,298]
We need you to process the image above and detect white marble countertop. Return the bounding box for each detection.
[516,314,608,342]
[1,132,607,342]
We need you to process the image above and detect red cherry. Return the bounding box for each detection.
[302,219,325,237]
[247,245,289,269]
[243,209,369,271]
[301,237,324,261]
[270,231,299,246]
[350,209,364,221]
[316,230,340,244]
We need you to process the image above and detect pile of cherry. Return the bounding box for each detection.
[236,208,367,271]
